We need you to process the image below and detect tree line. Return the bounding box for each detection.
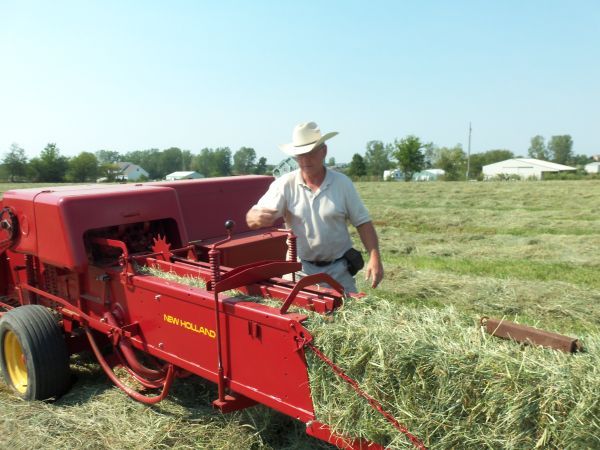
[346,134,593,181]
[1,134,593,183]
[1,144,269,182]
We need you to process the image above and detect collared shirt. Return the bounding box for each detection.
[255,168,371,261]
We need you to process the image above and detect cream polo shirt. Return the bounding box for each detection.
[255,168,371,262]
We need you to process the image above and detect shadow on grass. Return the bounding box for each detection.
[50,352,334,449]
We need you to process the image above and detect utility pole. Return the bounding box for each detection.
[466,122,472,181]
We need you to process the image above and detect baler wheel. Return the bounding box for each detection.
[0,305,71,400]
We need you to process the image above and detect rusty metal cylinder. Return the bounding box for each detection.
[482,317,582,353]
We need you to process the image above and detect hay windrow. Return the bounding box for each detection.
[143,268,600,449]
[305,296,600,449]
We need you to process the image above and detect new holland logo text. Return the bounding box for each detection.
[163,314,216,338]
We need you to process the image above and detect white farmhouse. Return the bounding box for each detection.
[482,158,575,180]
[273,157,298,178]
[165,171,204,181]
[115,162,149,181]
[584,162,600,174]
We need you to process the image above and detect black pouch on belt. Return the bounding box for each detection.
[343,248,364,276]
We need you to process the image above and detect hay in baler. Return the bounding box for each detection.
[305,296,599,449]
[143,268,600,449]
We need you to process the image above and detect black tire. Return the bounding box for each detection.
[0,305,71,400]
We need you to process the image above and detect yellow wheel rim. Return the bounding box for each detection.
[3,330,28,393]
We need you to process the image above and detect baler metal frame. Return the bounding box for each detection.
[0,177,424,449]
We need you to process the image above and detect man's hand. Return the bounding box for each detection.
[246,207,279,229]
[365,251,384,288]
[357,221,384,288]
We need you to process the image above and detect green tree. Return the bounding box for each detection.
[254,157,268,175]
[548,135,573,165]
[161,147,185,176]
[193,148,212,177]
[348,153,367,178]
[364,140,392,178]
[327,157,336,167]
[192,147,232,177]
[392,135,425,182]
[434,145,466,181]
[98,162,121,182]
[95,150,121,164]
[182,150,193,171]
[2,143,28,181]
[233,147,256,174]
[528,135,549,160]
[570,154,592,166]
[212,147,232,176]
[422,142,437,169]
[66,152,99,182]
[29,143,69,182]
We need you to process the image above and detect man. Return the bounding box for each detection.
[246,121,384,293]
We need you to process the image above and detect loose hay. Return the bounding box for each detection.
[305,296,600,449]
[142,268,600,449]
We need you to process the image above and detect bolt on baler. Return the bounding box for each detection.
[0,177,424,450]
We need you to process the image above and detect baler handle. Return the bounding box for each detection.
[280,273,345,314]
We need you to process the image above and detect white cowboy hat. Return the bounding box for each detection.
[278,122,338,156]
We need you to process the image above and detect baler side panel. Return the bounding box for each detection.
[116,277,315,420]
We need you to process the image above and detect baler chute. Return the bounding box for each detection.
[0,176,424,450]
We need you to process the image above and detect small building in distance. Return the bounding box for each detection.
[584,161,600,174]
[115,162,149,181]
[165,171,204,181]
[482,158,575,180]
[413,168,445,181]
[383,169,404,181]
[273,157,298,178]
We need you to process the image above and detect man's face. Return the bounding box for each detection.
[295,145,326,177]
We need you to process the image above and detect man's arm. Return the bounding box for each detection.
[246,207,279,229]
[356,221,384,288]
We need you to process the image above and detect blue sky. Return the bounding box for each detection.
[1,1,598,164]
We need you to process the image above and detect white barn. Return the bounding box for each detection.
[165,171,204,181]
[584,162,600,174]
[483,158,575,180]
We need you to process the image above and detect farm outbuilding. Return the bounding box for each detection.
[413,168,445,181]
[272,157,298,178]
[383,169,404,181]
[165,171,204,181]
[584,162,600,174]
[482,158,575,180]
[113,162,149,181]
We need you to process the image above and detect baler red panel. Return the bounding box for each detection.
[147,176,282,240]
[121,275,315,420]
[200,230,289,266]
[3,185,187,272]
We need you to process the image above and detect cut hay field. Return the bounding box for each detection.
[1,180,599,449]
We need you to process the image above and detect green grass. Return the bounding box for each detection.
[1,179,599,449]
[394,255,600,288]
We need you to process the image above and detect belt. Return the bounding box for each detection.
[303,257,344,267]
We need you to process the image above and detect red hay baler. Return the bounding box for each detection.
[0,176,423,450]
